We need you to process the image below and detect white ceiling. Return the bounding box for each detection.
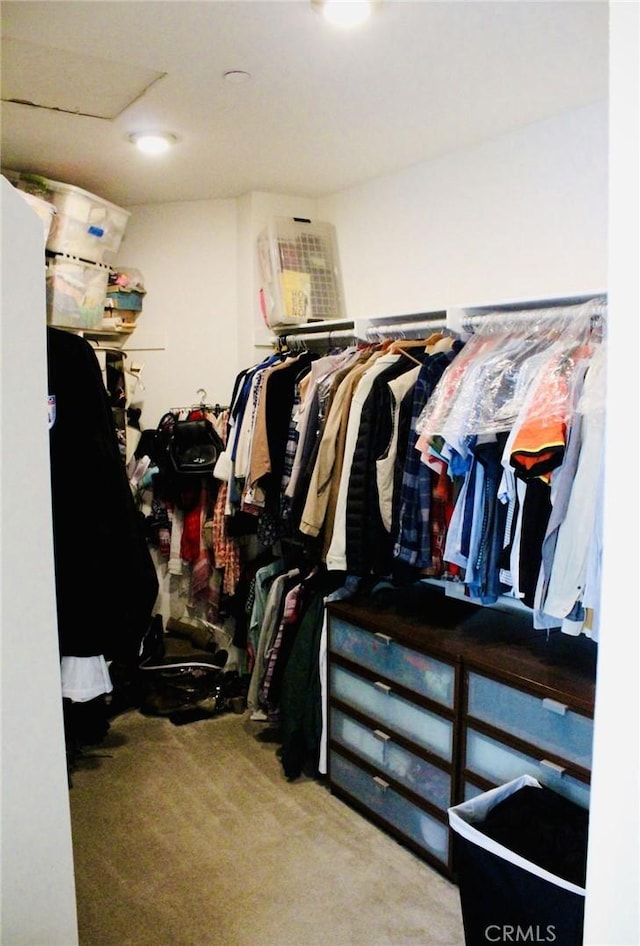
[0,0,609,209]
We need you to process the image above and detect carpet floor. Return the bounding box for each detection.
[68,707,465,946]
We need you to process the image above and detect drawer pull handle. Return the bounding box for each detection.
[542,697,568,716]
[373,776,389,791]
[374,632,393,646]
[540,759,566,777]
[374,681,392,695]
[373,729,391,743]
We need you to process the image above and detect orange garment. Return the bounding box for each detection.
[510,344,593,482]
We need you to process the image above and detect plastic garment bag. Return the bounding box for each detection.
[415,300,601,445]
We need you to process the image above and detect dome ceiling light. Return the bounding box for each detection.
[128,131,177,155]
[311,0,379,28]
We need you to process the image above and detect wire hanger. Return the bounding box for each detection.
[191,389,228,417]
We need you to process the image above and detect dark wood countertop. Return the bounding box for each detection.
[327,582,597,715]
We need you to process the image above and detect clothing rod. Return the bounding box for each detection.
[280,328,357,347]
[461,296,607,333]
[364,316,449,339]
[272,318,354,336]
[168,403,229,414]
[87,342,128,357]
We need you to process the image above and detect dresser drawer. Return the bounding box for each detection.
[462,778,487,802]
[467,671,593,770]
[330,750,450,867]
[330,707,452,811]
[331,664,453,762]
[465,728,591,809]
[330,616,455,708]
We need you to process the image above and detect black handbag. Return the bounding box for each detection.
[163,416,223,475]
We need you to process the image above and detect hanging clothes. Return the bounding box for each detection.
[344,353,423,577]
[210,302,606,677]
[298,347,377,550]
[246,566,300,714]
[394,346,462,572]
[409,301,604,631]
[278,580,326,781]
[537,343,607,637]
[325,351,403,572]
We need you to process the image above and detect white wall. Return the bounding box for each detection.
[1,179,79,946]
[115,193,321,428]
[319,101,608,318]
[120,102,609,427]
[114,199,239,430]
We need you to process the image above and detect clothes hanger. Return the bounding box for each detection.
[388,336,429,364]
[389,337,430,351]
[397,348,423,366]
[182,389,228,417]
[424,331,445,349]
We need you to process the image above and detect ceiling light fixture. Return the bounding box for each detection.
[311,0,377,28]
[128,132,177,155]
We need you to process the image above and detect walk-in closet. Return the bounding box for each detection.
[1,3,638,946]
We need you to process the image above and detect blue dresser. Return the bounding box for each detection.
[327,588,597,879]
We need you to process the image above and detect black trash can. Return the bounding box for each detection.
[448,775,588,946]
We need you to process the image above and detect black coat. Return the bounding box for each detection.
[47,328,158,662]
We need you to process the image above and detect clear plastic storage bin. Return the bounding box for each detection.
[257,216,345,327]
[3,170,129,264]
[46,256,110,330]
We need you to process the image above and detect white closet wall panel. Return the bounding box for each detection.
[115,199,239,429]
[583,4,640,944]
[319,101,608,319]
[1,178,79,945]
